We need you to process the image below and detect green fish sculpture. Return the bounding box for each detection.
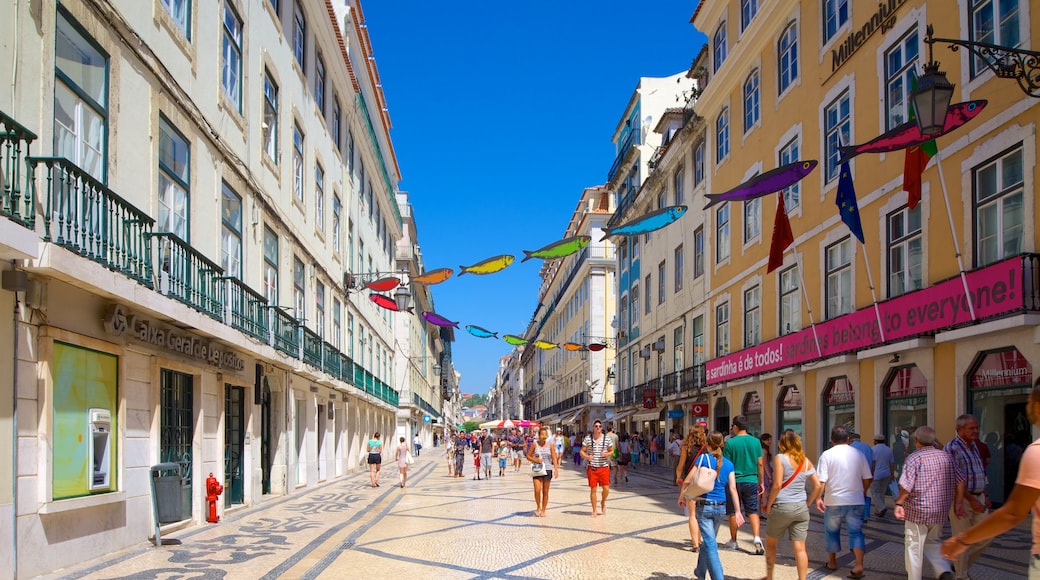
[502,334,528,345]
[459,254,514,275]
[521,235,591,263]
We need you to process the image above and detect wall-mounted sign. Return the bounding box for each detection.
[643,389,658,409]
[691,403,708,417]
[102,304,245,371]
[667,409,685,419]
[830,0,909,74]
[424,415,431,423]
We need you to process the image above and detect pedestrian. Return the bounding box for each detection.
[668,433,682,471]
[816,425,872,578]
[617,433,630,482]
[649,432,659,465]
[760,433,774,511]
[581,420,614,517]
[526,427,560,517]
[850,432,875,520]
[762,429,823,580]
[367,432,383,487]
[630,433,641,467]
[497,437,509,476]
[472,441,482,480]
[945,413,992,580]
[678,430,743,580]
[510,429,525,472]
[453,432,466,477]
[480,431,493,480]
[870,434,895,517]
[394,436,411,488]
[606,425,620,484]
[941,378,1040,577]
[894,426,965,580]
[676,424,708,552]
[573,431,583,465]
[446,434,455,476]
[413,433,422,457]
[554,428,566,463]
[722,415,765,555]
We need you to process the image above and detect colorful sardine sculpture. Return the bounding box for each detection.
[533,340,558,350]
[465,325,498,339]
[600,206,688,240]
[459,254,515,276]
[365,276,401,292]
[703,161,818,209]
[502,334,529,346]
[411,267,454,285]
[838,100,987,160]
[521,236,591,263]
[586,343,608,352]
[421,311,459,328]
[562,342,585,351]
[369,293,412,313]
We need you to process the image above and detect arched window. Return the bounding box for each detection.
[778,22,798,94]
[743,70,760,132]
[713,22,728,73]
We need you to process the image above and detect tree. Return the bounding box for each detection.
[461,421,480,433]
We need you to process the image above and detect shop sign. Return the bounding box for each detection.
[743,391,762,413]
[826,377,855,405]
[830,0,909,74]
[667,409,685,419]
[102,304,246,371]
[971,349,1032,389]
[424,415,431,423]
[779,386,802,410]
[691,403,709,417]
[886,366,927,398]
[706,257,1022,385]
[642,389,658,409]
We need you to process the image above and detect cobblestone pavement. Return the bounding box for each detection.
[40,455,1030,579]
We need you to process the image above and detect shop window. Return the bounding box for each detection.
[714,396,730,434]
[777,385,802,435]
[882,365,928,480]
[742,391,763,436]
[823,376,855,449]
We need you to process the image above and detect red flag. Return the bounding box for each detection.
[903,139,936,209]
[767,194,794,273]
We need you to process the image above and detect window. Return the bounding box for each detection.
[744,286,761,346]
[263,71,278,163]
[54,9,108,182]
[263,226,278,303]
[778,22,798,94]
[332,195,341,255]
[332,97,342,150]
[970,0,1021,77]
[824,0,849,42]
[693,227,704,278]
[631,284,640,319]
[347,218,354,270]
[744,70,760,132]
[826,237,854,318]
[657,190,666,210]
[161,0,191,40]
[741,0,759,31]
[657,261,666,304]
[692,315,705,365]
[293,123,304,203]
[744,198,761,242]
[885,30,919,130]
[645,274,652,314]
[716,205,730,263]
[716,303,730,356]
[824,91,851,182]
[315,281,325,337]
[293,257,305,320]
[620,296,628,329]
[713,22,728,72]
[780,266,800,334]
[269,0,279,14]
[158,116,189,239]
[221,2,242,111]
[674,245,684,292]
[694,143,705,185]
[674,168,684,205]
[974,146,1023,266]
[332,298,341,349]
[716,108,730,162]
[315,163,324,232]
[887,205,923,297]
[315,53,326,113]
[347,130,355,176]
[221,183,242,278]
[293,3,306,68]
[779,138,801,210]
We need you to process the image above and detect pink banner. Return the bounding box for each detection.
[706,257,1023,385]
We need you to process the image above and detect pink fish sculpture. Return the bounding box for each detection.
[839,100,987,160]
[421,311,459,328]
[369,293,412,313]
[704,161,817,208]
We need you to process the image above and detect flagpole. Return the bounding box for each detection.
[787,235,824,357]
[932,151,977,321]
[859,243,887,342]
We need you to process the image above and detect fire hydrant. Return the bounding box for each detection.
[206,473,223,523]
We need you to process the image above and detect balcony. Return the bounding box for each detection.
[323,341,341,377]
[33,156,154,287]
[270,307,300,357]
[0,111,37,228]
[148,232,223,320]
[219,276,268,341]
[301,327,323,368]
[607,127,641,183]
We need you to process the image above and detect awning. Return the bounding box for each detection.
[611,409,637,422]
[539,414,560,424]
[632,410,663,422]
[565,409,585,424]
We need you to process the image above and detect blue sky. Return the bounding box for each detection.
[363,2,707,395]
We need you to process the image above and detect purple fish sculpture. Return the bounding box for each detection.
[704,161,818,209]
[421,311,459,328]
[838,100,987,160]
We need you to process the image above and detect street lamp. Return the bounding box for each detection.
[911,26,955,135]
[343,270,413,311]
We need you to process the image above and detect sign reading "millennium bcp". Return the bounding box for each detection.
[102,304,246,371]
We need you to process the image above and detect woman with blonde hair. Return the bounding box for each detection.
[761,429,823,580]
[679,430,742,580]
[526,427,560,517]
[676,424,708,551]
[394,436,411,488]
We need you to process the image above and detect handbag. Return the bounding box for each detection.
[405,452,415,466]
[683,453,719,499]
[530,461,546,476]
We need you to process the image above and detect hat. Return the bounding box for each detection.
[900,430,909,439]
[873,434,886,441]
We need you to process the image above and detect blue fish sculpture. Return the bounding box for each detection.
[600,206,688,240]
[465,325,498,339]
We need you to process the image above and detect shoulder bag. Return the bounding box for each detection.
[780,457,806,489]
[683,453,719,499]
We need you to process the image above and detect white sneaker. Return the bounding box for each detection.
[721,540,739,551]
[753,537,764,555]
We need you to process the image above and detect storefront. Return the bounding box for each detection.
[713,396,730,434]
[777,385,802,435]
[967,347,1034,504]
[883,365,928,478]
[822,377,855,447]
[742,391,762,436]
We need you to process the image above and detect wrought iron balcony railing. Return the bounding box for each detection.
[301,326,323,368]
[0,111,37,228]
[323,341,341,377]
[270,307,300,357]
[218,276,268,341]
[148,232,223,320]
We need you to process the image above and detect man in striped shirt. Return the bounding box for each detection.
[581,420,614,517]
[895,426,966,580]
[945,414,991,579]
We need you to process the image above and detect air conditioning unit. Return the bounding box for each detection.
[639,347,652,358]
[652,339,666,352]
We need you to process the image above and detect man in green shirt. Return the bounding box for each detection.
[723,415,765,554]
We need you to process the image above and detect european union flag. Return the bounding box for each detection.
[836,160,864,244]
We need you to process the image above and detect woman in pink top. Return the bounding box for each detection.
[394,436,410,488]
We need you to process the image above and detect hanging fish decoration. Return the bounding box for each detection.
[459,254,515,276]
[703,161,818,208]
[421,311,459,328]
[600,206,688,240]
[562,342,585,351]
[838,100,987,160]
[521,235,592,263]
[465,325,498,339]
[369,293,412,313]
[502,334,528,345]
[587,343,608,352]
[533,340,558,350]
[365,276,401,292]
[411,267,454,285]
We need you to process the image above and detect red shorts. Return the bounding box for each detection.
[586,465,610,487]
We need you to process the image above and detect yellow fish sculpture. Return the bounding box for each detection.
[533,340,558,350]
[459,254,514,276]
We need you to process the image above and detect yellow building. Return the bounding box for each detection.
[686,0,1038,505]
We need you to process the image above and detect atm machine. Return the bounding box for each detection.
[88,408,111,491]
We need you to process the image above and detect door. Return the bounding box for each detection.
[160,369,194,522]
[224,384,245,506]
[317,403,326,481]
[261,377,272,495]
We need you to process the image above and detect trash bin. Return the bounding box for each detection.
[150,462,183,546]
